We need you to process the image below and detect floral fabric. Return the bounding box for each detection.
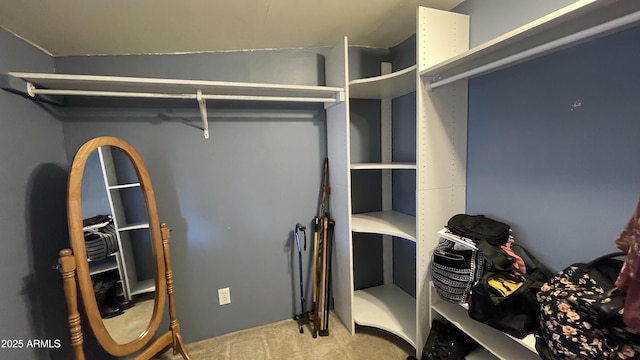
[537,264,640,359]
[615,197,640,333]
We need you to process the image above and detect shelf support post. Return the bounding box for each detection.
[196,89,210,139]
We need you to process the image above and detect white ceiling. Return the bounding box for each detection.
[0,0,463,57]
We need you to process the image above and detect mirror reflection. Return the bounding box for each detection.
[81,146,156,344]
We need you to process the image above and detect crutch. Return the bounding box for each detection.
[293,223,313,335]
[320,217,335,336]
[311,216,321,337]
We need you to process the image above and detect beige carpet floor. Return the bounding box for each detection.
[103,298,155,344]
[158,313,414,360]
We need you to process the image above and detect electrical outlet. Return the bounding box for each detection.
[218,287,231,305]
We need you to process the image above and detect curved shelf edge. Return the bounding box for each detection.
[118,222,150,232]
[349,65,416,99]
[351,211,416,242]
[353,284,416,347]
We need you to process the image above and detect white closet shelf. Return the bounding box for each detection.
[88,256,119,275]
[351,211,416,241]
[421,0,640,89]
[109,182,141,190]
[118,222,150,232]
[2,72,346,139]
[350,162,416,170]
[3,72,345,103]
[353,284,416,347]
[349,65,416,99]
[131,278,156,296]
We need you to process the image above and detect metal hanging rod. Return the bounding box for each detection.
[24,82,340,139]
[26,84,339,103]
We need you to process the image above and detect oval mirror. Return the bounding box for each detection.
[68,137,166,356]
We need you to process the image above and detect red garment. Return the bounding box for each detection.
[501,235,527,275]
[614,197,640,333]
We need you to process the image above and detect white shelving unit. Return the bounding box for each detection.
[326,8,470,357]
[330,2,640,358]
[97,146,155,301]
[348,55,419,348]
[418,2,640,358]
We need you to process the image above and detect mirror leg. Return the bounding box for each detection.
[59,249,85,360]
[160,223,191,360]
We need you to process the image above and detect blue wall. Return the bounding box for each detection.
[56,46,392,346]
[453,0,577,47]
[466,25,640,271]
[0,27,75,360]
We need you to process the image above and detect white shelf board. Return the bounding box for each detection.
[349,65,416,99]
[5,72,344,102]
[88,256,119,275]
[437,228,478,250]
[353,284,416,347]
[431,300,538,360]
[351,211,416,242]
[109,182,141,190]
[420,0,640,86]
[131,278,156,296]
[350,162,416,170]
[118,222,150,232]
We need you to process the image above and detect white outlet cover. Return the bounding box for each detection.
[218,287,231,305]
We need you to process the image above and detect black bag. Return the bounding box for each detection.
[419,319,478,360]
[536,252,640,360]
[83,215,119,261]
[468,244,553,339]
[447,214,510,246]
[431,239,485,303]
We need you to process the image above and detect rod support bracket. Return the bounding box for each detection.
[196,89,209,139]
[27,82,36,97]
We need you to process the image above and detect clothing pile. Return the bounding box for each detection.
[83,214,119,261]
[84,214,132,318]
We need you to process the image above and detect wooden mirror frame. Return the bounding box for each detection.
[59,136,190,359]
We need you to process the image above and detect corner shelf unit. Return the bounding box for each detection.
[325,7,470,357]
[329,1,640,358]
[96,146,156,300]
